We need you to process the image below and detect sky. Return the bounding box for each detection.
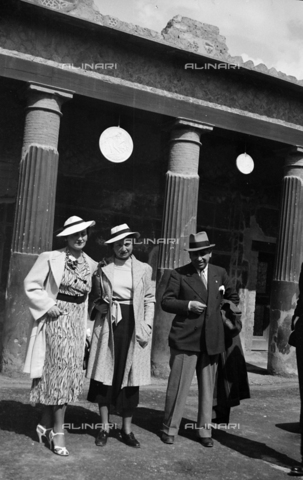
[94,0,303,80]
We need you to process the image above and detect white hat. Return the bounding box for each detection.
[57,216,96,237]
[105,223,140,244]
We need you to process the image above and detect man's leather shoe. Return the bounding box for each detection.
[95,429,108,447]
[161,433,174,444]
[119,430,140,448]
[290,465,303,476]
[198,437,213,447]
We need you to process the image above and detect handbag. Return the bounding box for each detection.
[83,338,91,370]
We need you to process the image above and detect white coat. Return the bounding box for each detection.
[86,255,155,387]
[23,248,97,378]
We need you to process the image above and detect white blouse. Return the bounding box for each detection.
[112,257,133,303]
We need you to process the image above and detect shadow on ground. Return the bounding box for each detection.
[276,422,301,434]
[0,400,100,441]
[246,363,269,375]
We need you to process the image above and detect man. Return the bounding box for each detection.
[161,231,239,447]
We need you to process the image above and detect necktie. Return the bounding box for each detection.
[200,270,207,289]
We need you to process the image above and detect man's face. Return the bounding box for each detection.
[189,249,212,271]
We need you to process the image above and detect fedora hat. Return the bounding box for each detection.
[105,223,140,244]
[57,216,95,237]
[184,231,215,252]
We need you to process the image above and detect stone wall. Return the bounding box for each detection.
[1,7,303,127]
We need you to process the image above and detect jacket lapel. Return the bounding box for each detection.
[49,249,66,288]
[207,264,220,301]
[101,260,115,290]
[132,255,145,290]
[183,264,206,300]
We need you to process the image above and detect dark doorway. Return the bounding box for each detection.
[252,242,276,350]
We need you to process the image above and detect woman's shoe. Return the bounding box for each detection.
[36,424,51,445]
[119,430,140,448]
[49,430,69,456]
[95,429,108,447]
[290,464,303,476]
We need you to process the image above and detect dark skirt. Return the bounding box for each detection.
[87,304,139,413]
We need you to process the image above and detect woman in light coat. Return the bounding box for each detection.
[23,216,97,456]
[86,223,155,448]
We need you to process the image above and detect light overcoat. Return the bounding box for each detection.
[86,255,155,387]
[23,248,97,378]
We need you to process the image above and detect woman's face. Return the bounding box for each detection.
[67,229,88,253]
[113,237,133,260]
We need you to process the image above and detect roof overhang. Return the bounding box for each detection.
[1,51,303,147]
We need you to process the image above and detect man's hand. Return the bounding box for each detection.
[189,301,207,314]
[47,305,62,318]
[94,303,109,315]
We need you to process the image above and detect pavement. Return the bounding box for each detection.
[0,351,302,480]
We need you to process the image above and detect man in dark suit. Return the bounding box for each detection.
[161,231,239,447]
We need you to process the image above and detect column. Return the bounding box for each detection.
[151,118,213,377]
[268,147,303,375]
[1,83,73,373]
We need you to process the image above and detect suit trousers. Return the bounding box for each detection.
[162,348,219,438]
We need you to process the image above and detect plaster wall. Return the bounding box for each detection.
[1,10,303,128]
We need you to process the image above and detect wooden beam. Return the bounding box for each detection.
[1,52,303,146]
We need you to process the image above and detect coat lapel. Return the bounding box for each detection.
[101,260,115,293]
[183,264,206,300]
[208,264,220,301]
[132,255,145,290]
[49,249,66,288]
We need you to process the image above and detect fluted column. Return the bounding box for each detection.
[1,83,73,373]
[152,119,213,377]
[268,147,303,375]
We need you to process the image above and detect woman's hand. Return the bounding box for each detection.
[47,305,62,318]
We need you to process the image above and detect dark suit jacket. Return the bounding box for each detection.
[161,262,239,355]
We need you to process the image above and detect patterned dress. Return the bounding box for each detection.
[30,252,91,405]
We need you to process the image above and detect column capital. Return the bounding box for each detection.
[19,82,74,119]
[21,83,73,154]
[289,145,303,155]
[173,118,214,133]
[284,145,303,170]
[27,82,74,101]
[163,117,213,134]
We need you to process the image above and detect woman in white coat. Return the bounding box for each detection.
[86,224,155,448]
[23,216,97,456]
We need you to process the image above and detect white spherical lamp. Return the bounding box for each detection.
[236,153,254,174]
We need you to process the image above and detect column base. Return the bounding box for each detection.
[267,280,298,376]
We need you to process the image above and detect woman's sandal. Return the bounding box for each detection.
[36,424,52,445]
[49,430,69,456]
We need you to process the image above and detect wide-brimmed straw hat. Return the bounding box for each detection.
[56,216,96,237]
[105,223,140,244]
[184,231,215,252]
